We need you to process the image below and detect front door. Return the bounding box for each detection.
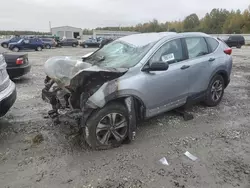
[22,39,31,50]
[143,38,191,117]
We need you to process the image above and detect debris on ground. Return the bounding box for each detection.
[184,151,198,161]
[159,157,169,166]
[32,133,44,144]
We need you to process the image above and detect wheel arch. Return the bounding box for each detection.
[215,70,229,88]
[105,95,146,121]
[209,69,230,89]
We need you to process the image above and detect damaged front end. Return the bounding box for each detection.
[42,56,128,125]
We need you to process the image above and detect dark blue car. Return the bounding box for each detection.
[1,37,22,48]
[8,38,44,52]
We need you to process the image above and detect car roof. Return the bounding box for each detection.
[179,32,211,37]
[118,32,211,47]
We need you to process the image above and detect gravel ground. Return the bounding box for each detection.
[0,46,250,188]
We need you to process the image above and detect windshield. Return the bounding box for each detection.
[17,39,23,43]
[84,41,154,68]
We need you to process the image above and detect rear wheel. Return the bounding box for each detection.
[45,44,51,49]
[84,44,88,48]
[84,103,129,150]
[204,74,225,107]
[72,43,77,47]
[236,44,242,49]
[36,46,42,51]
[12,47,19,52]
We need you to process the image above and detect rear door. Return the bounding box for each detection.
[228,36,238,47]
[184,37,218,95]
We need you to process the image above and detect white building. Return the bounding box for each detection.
[93,30,140,39]
[51,26,82,39]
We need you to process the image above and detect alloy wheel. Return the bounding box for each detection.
[211,80,223,102]
[96,113,128,145]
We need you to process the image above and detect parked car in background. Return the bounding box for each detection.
[42,32,232,149]
[80,38,102,48]
[0,54,16,117]
[40,38,57,49]
[99,38,114,48]
[8,38,44,52]
[223,35,245,48]
[1,37,22,48]
[0,49,31,78]
[57,39,79,47]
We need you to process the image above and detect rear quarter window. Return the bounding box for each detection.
[206,37,219,52]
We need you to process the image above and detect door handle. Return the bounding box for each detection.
[181,65,190,70]
[209,58,216,62]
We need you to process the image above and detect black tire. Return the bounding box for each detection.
[12,47,20,52]
[72,43,77,47]
[236,45,241,49]
[2,43,8,48]
[204,74,225,107]
[84,102,129,150]
[36,46,42,51]
[45,44,51,49]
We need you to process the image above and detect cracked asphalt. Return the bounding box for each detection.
[0,46,250,188]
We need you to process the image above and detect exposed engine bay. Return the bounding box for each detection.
[42,56,129,125]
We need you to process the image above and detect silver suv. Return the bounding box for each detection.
[42,32,232,149]
[0,54,16,117]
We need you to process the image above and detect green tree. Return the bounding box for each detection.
[183,13,200,31]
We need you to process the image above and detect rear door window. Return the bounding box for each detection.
[185,37,209,59]
[230,36,239,41]
[205,37,219,52]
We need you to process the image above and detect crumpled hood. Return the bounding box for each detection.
[44,56,128,88]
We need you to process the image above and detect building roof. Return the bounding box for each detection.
[51,26,82,30]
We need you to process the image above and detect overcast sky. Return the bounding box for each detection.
[1,0,249,31]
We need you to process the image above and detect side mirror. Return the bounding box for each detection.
[143,61,169,72]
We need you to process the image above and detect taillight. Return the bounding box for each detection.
[16,58,24,65]
[224,48,232,55]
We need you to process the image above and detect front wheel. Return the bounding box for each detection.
[12,47,19,52]
[72,43,77,47]
[2,43,8,48]
[36,46,42,51]
[84,103,129,150]
[204,74,225,107]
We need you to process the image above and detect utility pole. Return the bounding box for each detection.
[49,21,52,34]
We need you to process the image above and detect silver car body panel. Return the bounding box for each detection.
[0,54,15,102]
[43,32,232,120]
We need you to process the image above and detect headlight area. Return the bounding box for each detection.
[42,77,71,110]
[42,76,83,123]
